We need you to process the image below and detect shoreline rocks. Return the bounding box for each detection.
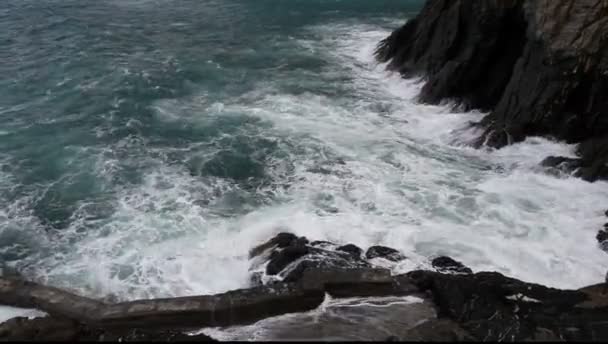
[376,0,608,182]
[2,233,608,341]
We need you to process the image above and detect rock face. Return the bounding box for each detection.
[377,0,608,181]
[407,270,608,341]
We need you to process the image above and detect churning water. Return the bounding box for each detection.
[1,0,607,303]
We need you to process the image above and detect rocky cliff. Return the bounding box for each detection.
[376,0,608,181]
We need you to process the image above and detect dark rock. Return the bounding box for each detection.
[310,240,335,247]
[266,245,310,276]
[253,236,371,283]
[401,319,474,342]
[405,270,608,341]
[604,209,608,217]
[249,232,299,259]
[541,156,584,176]
[0,316,217,342]
[377,0,608,182]
[280,247,371,283]
[336,244,363,259]
[0,317,83,341]
[431,256,472,274]
[365,246,407,262]
[249,272,263,288]
[597,229,608,243]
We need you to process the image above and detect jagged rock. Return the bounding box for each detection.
[279,247,372,283]
[406,270,608,341]
[336,244,363,259]
[541,156,583,175]
[266,245,310,276]
[431,256,472,274]
[377,0,608,182]
[252,235,371,283]
[249,232,305,259]
[365,246,407,262]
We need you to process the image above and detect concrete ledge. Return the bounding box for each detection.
[0,268,420,330]
[100,284,325,329]
[0,278,105,322]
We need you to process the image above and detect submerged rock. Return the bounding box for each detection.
[377,0,608,182]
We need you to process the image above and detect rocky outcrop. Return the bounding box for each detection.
[3,234,608,341]
[406,270,608,341]
[377,0,608,182]
[431,256,473,274]
[249,234,379,285]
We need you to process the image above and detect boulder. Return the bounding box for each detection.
[336,244,364,259]
[431,256,472,274]
[249,232,304,259]
[365,246,407,262]
[266,244,310,276]
[252,235,371,283]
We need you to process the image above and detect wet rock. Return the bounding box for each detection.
[249,272,264,288]
[541,156,584,175]
[253,235,371,283]
[377,0,608,182]
[266,245,310,276]
[0,316,217,342]
[405,270,608,341]
[336,244,363,259]
[0,265,21,279]
[365,246,407,262]
[310,240,335,247]
[0,317,83,341]
[280,248,371,283]
[249,232,302,259]
[401,319,474,342]
[597,229,608,252]
[431,256,472,274]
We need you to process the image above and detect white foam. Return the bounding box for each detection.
[8,17,608,302]
[196,294,426,341]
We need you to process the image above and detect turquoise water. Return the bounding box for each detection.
[1,0,607,300]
